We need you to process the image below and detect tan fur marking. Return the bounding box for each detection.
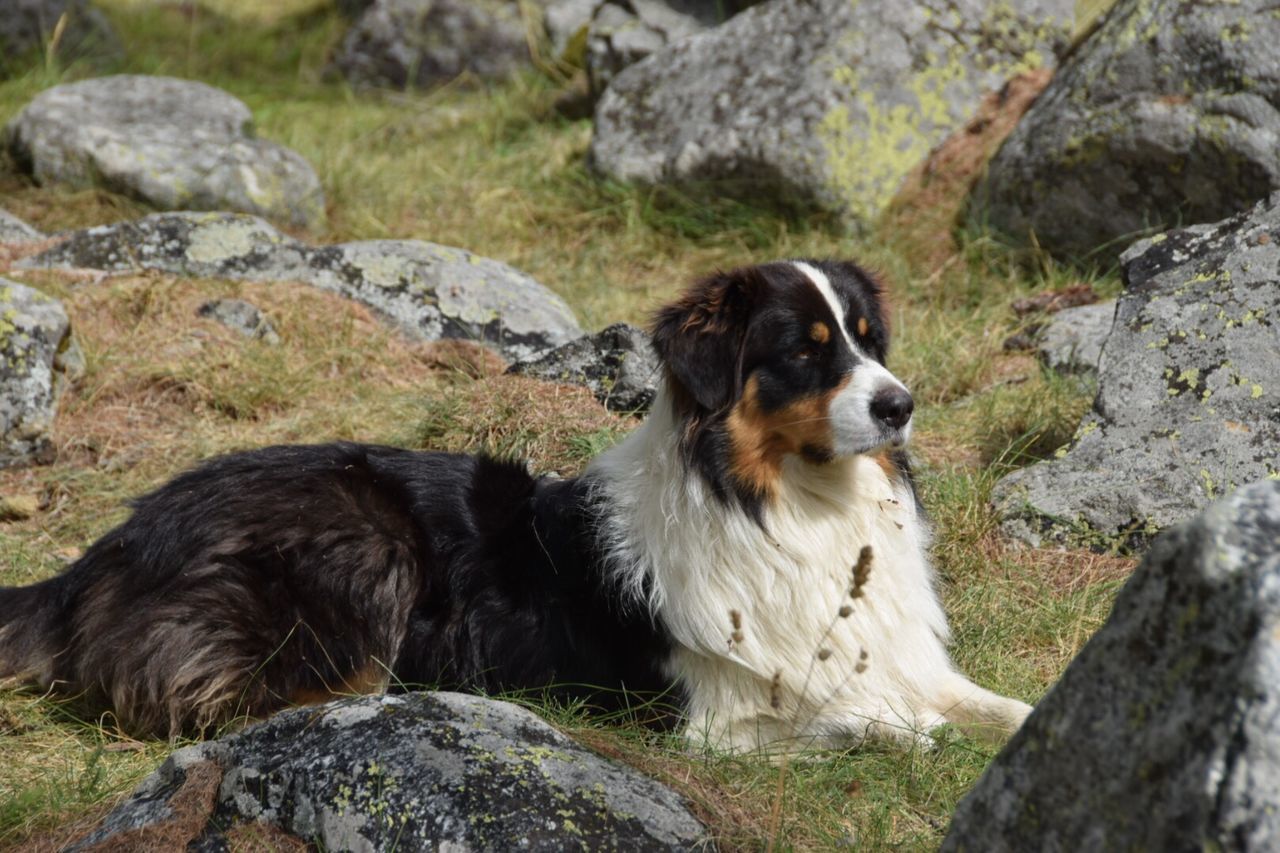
[726,374,850,498]
[809,322,830,344]
[873,450,900,481]
[856,316,869,337]
[288,662,388,707]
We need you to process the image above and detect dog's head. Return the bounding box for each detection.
[652,259,912,504]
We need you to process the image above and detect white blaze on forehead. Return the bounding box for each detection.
[791,261,856,349]
[790,261,912,454]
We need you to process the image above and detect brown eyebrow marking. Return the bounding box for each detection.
[856,317,869,337]
[809,322,830,344]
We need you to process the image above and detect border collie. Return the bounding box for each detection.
[0,260,1031,751]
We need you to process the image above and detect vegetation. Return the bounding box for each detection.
[0,1,1131,848]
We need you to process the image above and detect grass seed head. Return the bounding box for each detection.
[850,545,873,599]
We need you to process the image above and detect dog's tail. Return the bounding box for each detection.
[0,575,74,687]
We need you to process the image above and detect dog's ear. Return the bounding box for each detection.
[651,268,762,412]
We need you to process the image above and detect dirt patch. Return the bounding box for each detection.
[879,69,1053,271]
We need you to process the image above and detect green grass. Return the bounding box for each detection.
[0,2,1134,849]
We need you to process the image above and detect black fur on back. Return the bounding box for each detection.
[0,443,675,736]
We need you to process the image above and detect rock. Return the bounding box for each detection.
[21,212,581,361]
[4,75,325,230]
[69,693,709,851]
[329,0,533,89]
[585,1,732,96]
[545,0,593,57]
[1033,300,1114,375]
[197,299,280,345]
[993,195,1280,550]
[943,480,1280,853]
[974,0,1280,263]
[0,278,82,468]
[0,0,123,78]
[1010,282,1099,317]
[590,0,1073,231]
[508,322,660,413]
[0,209,43,243]
[305,239,581,360]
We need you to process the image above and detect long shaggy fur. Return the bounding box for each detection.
[0,259,1030,750]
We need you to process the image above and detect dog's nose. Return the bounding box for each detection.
[870,386,914,430]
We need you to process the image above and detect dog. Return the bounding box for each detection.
[0,259,1031,751]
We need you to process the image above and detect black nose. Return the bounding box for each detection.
[870,386,914,430]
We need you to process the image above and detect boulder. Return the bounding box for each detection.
[20,212,581,361]
[0,0,122,78]
[974,0,1280,263]
[943,479,1280,853]
[1033,300,1115,376]
[68,693,709,851]
[4,76,325,230]
[508,322,660,413]
[196,299,280,345]
[0,209,43,243]
[993,195,1280,550]
[329,0,533,89]
[0,278,82,468]
[584,1,739,96]
[589,0,1073,230]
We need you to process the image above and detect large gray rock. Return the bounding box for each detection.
[1034,299,1115,376]
[20,212,581,360]
[0,0,122,78]
[329,0,533,89]
[70,693,709,851]
[0,209,43,243]
[590,0,1073,230]
[4,76,325,230]
[508,322,660,413]
[944,480,1280,853]
[974,0,1280,263]
[994,195,1280,550]
[0,278,82,468]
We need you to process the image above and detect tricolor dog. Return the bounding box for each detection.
[0,260,1031,751]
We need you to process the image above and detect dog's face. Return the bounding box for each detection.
[652,260,912,503]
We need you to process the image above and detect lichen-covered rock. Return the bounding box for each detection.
[21,212,581,360]
[305,239,581,360]
[4,76,325,229]
[944,480,1280,853]
[974,0,1280,263]
[1033,299,1115,376]
[197,299,280,345]
[993,195,1280,550]
[0,0,123,78]
[0,278,81,468]
[590,0,1073,230]
[584,1,743,97]
[69,693,709,851]
[0,209,43,243]
[508,322,660,413]
[329,0,533,89]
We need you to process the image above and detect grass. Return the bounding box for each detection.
[0,1,1133,849]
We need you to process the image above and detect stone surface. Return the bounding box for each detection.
[70,693,709,851]
[993,195,1280,550]
[944,480,1280,853]
[585,1,742,97]
[590,0,1073,230]
[508,322,660,413]
[974,0,1280,263]
[1034,300,1115,375]
[0,278,82,468]
[20,212,581,360]
[197,298,280,345]
[329,0,533,89]
[0,0,123,78]
[0,209,43,243]
[4,75,325,229]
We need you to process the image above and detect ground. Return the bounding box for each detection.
[0,1,1130,849]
